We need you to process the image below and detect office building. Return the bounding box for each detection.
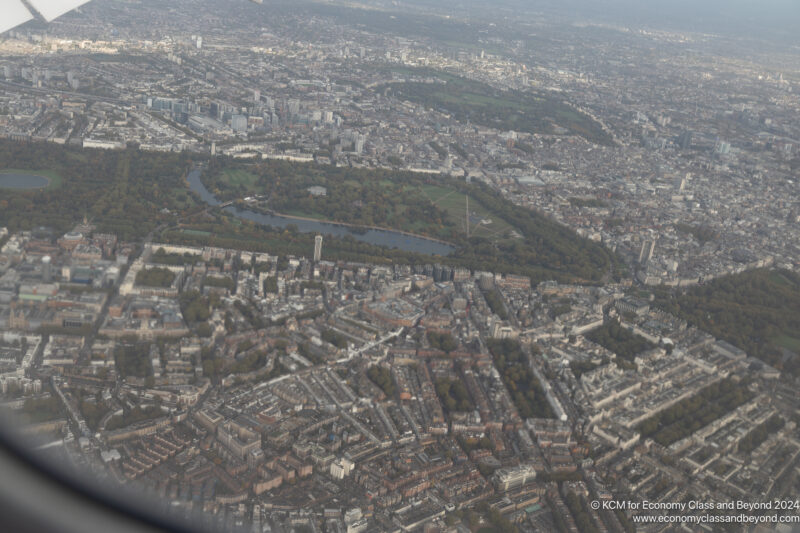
[493,465,536,491]
[638,239,655,265]
[231,114,248,132]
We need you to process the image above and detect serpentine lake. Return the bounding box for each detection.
[186,169,455,256]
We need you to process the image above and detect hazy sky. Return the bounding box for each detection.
[583,0,800,42]
[411,0,800,42]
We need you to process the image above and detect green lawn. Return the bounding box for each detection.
[180,229,211,237]
[381,69,614,146]
[770,270,795,287]
[772,335,800,353]
[419,184,455,203]
[221,168,259,190]
[65,151,88,163]
[419,184,516,240]
[0,168,63,189]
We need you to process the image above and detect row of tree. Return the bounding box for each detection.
[135,267,175,288]
[585,320,656,362]
[151,248,201,266]
[738,414,785,454]
[204,276,235,291]
[366,365,396,398]
[481,287,510,320]
[564,492,602,533]
[426,331,458,353]
[637,377,754,446]
[487,338,555,419]
[435,378,474,413]
[321,328,348,349]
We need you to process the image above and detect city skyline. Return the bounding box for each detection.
[0,1,798,532]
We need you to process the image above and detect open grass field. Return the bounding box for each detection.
[65,151,88,163]
[221,168,259,190]
[772,335,800,353]
[769,270,796,287]
[419,184,517,241]
[181,229,211,237]
[379,68,614,146]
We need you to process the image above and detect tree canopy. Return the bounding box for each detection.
[585,320,656,362]
[487,338,554,419]
[135,267,176,288]
[0,139,196,240]
[653,269,800,376]
[637,377,754,446]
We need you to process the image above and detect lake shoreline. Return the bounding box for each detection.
[0,170,53,190]
[238,202,457,248]
[186,168,456,256]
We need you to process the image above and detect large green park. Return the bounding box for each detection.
[653,269,800,377]
[377,68,615,147]
[201,156,621,283]
[0,139,620,284]
[0,139,196,240]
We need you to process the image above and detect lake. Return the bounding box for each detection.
[0,173,50,190]
[186,168,455,256]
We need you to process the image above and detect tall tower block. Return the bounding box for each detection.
[314,235,323,262]
[465,195,470,238]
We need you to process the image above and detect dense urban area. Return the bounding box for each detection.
[0,0,799,532]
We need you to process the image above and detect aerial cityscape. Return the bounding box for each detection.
[0,0,799,532]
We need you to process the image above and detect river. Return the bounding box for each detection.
[186,169,455,256]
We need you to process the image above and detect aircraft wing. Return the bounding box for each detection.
[26,0,94,22]
[0,0,93,34]
[1,0,263,34]
[1,0,35,34]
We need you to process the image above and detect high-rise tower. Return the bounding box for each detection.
[314,235,323,262]
[465,195,470,238]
